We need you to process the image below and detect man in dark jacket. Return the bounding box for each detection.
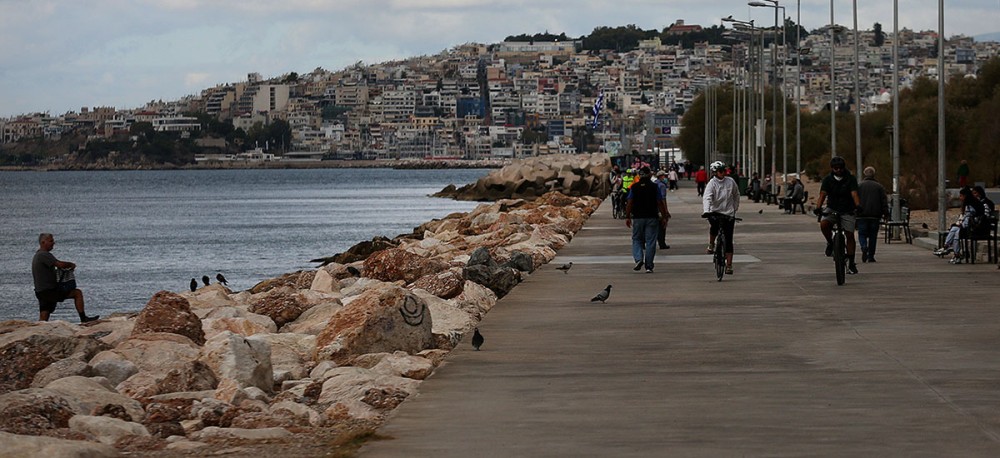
[625,166,670,273]
[856,167,889,263]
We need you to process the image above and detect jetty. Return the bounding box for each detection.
[361,184,1000,456]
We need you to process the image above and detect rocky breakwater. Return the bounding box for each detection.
[0,190,600,456]
[434,153,612,201]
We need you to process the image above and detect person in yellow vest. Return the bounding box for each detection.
[621,169,635,192]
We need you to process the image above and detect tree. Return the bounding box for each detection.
[873,23,885,47]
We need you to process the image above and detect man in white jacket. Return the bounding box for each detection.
[702,161,741,274]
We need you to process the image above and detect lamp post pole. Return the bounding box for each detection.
[750,0,781,193]
[937,0,946,232]
[892,0,901,224]
[830,0,836,158]
[796,0,801,178]
[853,0,862,172]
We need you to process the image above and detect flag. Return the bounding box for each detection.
[591,91,604,129]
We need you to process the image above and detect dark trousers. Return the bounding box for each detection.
[856,218,881,259]
[658,219,668,248]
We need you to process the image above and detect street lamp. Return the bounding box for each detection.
[724,16,758,173]
[852,0,862,174]
[937,0,946,233]
[830,0,836,158]
[750,0,780,193]
[891,0,901,228]
[796,0,801,179]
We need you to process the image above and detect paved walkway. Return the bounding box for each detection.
[360,185,1000,457]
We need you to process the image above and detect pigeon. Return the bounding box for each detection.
[758,209,764,214]
[346,265,361,277]
[922,223,929,229]
[556,262,573,273]
[190,278,197,292]
[202,275,210,286]
[591,285,612,303]
[216,273,228,286]
[471,327,484,351]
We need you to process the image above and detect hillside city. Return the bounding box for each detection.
[2,20,998,167]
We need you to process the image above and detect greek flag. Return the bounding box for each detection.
[591,91,604,129]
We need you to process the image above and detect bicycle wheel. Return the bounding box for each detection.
[833,231,846,285]
[714,232,726,281]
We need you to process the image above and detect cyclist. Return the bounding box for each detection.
[814,156,861,274]
[702,161,741,275]
[609,166,623,218]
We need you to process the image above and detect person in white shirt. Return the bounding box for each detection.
[702,161,741,274]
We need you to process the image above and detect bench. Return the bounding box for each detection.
[960,214,998,264]
[779,191,808,214]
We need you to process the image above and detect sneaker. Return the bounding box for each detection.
[81,315,100,323]
[868,257,877,263]
[633,260,644,271]
[949,256,962,264]
[825,243,833,257]
[645,269,653,273]
[659,244,670,250]
[706,244,715,254]
[847,264,858,275]
[725,265,734,275]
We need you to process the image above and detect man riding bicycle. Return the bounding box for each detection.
[814,156,862,274]
[702,161,741,275]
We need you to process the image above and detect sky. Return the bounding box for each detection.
[1,0,999,118]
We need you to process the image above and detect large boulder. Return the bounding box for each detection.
[0,390,78,437]
[248,289,315,328]
[440,153,612,201]
[68,415,150,446]
[0,431,118,457]
[316,366,420,420]
[45,376,146,422]
[409,268,465,299]
[315,286,434,364]
[0,326,108,395]
[131,291,205,346]
[363,248,450,284]
[198,331,274,396]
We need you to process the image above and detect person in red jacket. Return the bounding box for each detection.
[694,165,709,196]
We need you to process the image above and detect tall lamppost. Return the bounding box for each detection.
[852,0,862,172]
[750,0,780,193]
[724,16,758,174]
[937,0,946,232]
[830,0,836,158]
[891,0,901,225]
[796,0,801,177]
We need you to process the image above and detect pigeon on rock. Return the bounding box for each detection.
[202,275,210,286]
[556,262,573,273]
[189,278,197,292]
[591,285,612,303]
[472,327,484,351]
[216,273,228,286]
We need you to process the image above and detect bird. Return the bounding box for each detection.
[189,278,197,292]
[591,285,612,303]
[216,273,228,286]
[471,327,484,351]
[556,262,573,273]
[758,209,764,214]
[922,223,929,229]
[346,265,361,277]
[202,275,210,286]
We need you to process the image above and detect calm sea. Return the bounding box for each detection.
[0,168,486,322]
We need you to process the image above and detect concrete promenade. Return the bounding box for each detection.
[360,185,1000,457]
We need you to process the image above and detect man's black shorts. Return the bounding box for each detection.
[35,289,71,312]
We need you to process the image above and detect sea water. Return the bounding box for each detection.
[0,168,486,322]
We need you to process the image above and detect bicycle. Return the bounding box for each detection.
[702,212,741,281]
[610,190,625,219]
[817,208,848,286]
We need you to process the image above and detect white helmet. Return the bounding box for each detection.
[710,161,726,173]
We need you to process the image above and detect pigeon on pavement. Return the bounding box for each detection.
[202,275,210,286]
[472,327,484,351]
[216,273,228,286]
[189,278,198,292]
[556,262,573,273]
[758,209,764,214]
[591,285,612,303]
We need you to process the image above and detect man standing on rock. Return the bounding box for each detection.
[32,233,99,323]
[625,166,670,273]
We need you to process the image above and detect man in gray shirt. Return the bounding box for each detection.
[32,233,98,322]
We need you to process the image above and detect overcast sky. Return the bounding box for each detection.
[1,0,998,118]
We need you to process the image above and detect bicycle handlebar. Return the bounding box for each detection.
[702,212,742,222]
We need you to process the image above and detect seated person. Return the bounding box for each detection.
[934,187,986,263]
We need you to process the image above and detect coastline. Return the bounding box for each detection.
[0,158,508,172]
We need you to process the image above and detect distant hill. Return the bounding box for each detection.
[975,32,1000,43]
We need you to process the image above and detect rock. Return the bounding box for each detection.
[322,236,399,265]
[201,315,277,340]
[249,271,315,294]
[410,289,476,350]
[68,415,150,445]
[502,250,535,272]
[253,333,316,384]
[279,301,342,335]
[409,268,465,299]
[370,352,435,380]
[269,401,323,427]
[463,264,520,298]
[183,284,237,309]
[444,153,611,201]
[248,289,315,328]
[363,248,451,284]
[0,328,109,395]
[316,367,420,419]
[45,376,146,423]
[450,281,497,321]
[0,390,77,436]
[131,291,206,346]
[315,286,434,364]
[0,430,119,457]
[91,358,139,388]
[198,331,274,396]
[30,356,94,388]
